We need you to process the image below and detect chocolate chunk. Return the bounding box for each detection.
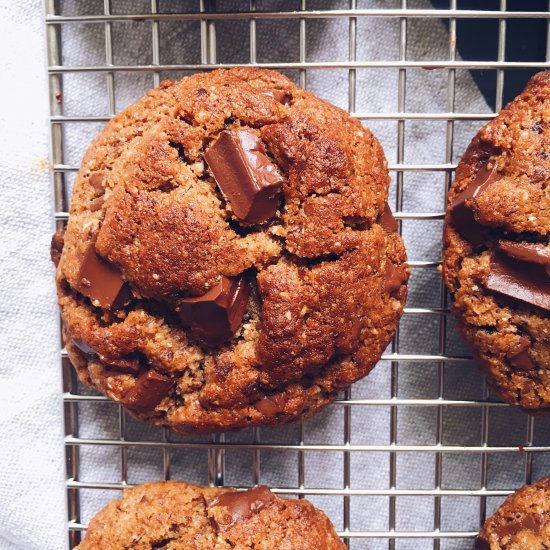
[74,242,130,309]
[90,196,105,212]
[207,486,276,532]
[122,370,174,412]
[499,240,550,276]
[50,227,66,267]
[351,317,362,340]
[89,172,105,196]
[72,339,141,373]
[493,513,544,538]
[254,393,287,416]
[473,536,490,550]
[507,337,535,371]
[204,130,284,224]
[384,262,408,294]
[260,89,291,106]
[379,202,398,233]
[485,254,550,312]
[100,353,141,374]
[72,338,96,356]
[449,160,500,244]
[179,275,250,346]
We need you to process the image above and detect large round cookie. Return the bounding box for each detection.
[475,476,550,549]
[54,67,408,434]
[76,481,344,549]
[442,70,550,411]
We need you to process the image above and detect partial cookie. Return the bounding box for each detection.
[475,476,550,549]
[54,67,408,434]
[442,70,550,410]
[76,481,344,549]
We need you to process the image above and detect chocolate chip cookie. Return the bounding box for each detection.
[54,67,408,434]
[76,481,345,549]
[442,70,550,410]
[475,476,550,549]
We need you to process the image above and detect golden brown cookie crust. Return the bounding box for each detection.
[56,67,408,434]
[76,481,345,550]
[442,70,550,411]
[475,476,550,549]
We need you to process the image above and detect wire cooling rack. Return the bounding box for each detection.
[46,1,550,548]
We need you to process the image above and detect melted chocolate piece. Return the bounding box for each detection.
[473,536,490,550]
[207,486,276,532]
[89,172,105,195]
[260,89,291,106]
[485,254,550,312]
[493,513,544,538]
[71,339,141,373]
[90,196,105,212]
[379,202,398,233]
[72,338,96,356]
[204,130,284,224]
[351,317,362,340]
[506,337,535,371]
[179,275,250,346]
[100,353,141,374]
[499,240,550,276]
[50,228,66,267]
[450,161,500,244]
[122,370,174,412]
[254,393,287,416]
[74,242,130,309]
[384,263,408,294]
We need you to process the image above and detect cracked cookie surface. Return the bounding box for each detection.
[442,70,550,411]
[475,476,550,549]
[55,67,408,435]
[75,481,345,550]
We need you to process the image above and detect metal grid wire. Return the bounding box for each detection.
[45,1,550,548]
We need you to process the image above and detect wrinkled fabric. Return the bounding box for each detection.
[2,1,549,549]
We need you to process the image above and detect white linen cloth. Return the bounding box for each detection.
[1,1,549,549]
[0,1,67,549]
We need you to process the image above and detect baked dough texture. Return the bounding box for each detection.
[443,70,550,411]
[475,476,550,549]
[55,67,408,434]
[75,481,345,550]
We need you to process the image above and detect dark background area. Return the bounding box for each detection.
[432,0,548,109]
